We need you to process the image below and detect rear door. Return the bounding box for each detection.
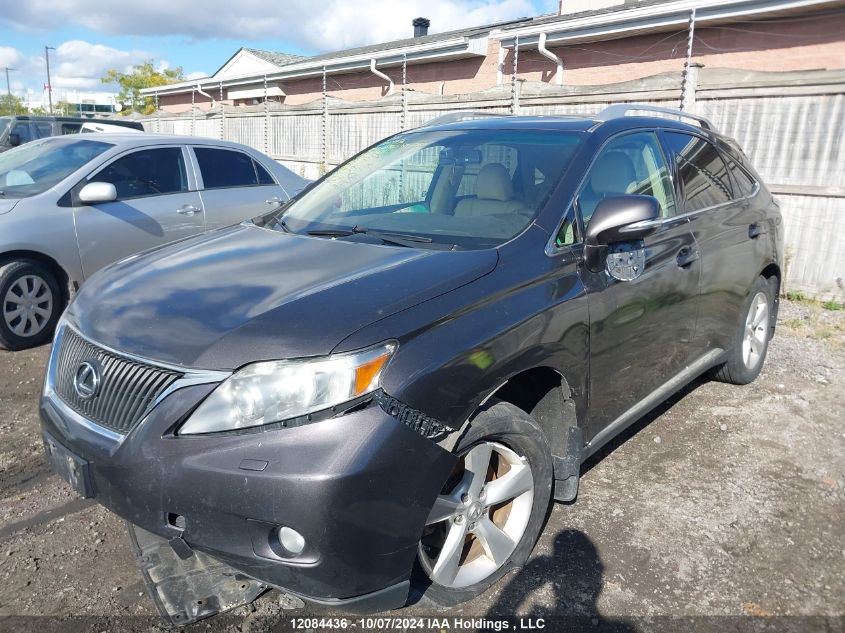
[73,146,206,277]
[660,132,766,352]
[578,130,702,443]
[190,146,287,229]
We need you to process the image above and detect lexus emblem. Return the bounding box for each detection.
[74,361,101,400]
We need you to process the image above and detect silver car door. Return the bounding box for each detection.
[190,146,286,229]
[73,145,206,278]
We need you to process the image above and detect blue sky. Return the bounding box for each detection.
[0,0,556,105]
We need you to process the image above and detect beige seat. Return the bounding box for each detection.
[454,163,526,217]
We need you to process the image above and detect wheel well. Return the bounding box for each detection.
[489,367,577,459]
[0,250,72,306]
[761,263,781,295]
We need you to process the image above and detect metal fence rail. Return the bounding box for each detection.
[141,67,845,300]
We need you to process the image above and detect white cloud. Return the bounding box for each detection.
[0,46,26,69]
[0,0,541,51]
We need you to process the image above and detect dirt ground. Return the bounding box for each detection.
[0,300,842,632]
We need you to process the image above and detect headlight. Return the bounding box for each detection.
[178,342,395,435]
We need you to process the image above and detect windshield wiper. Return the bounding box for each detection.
[307,225,434,246]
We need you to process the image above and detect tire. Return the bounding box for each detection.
[409,400,554,608]
[0,259,63,351]
[711,275,773,385]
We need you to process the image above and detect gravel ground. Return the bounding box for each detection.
[0,300,842,632]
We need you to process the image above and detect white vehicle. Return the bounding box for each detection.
[80,121,143,134]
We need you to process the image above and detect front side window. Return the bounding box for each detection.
[0,138,112,197]
[663,132,733,212]
[194,147,270,189]
[578,131,677,225]
[94,147,187,199]
[11,122,34,145]
[276,129,583,250]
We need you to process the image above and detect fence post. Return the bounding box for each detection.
[263,74,269,156]
[511,36,520,115]
[680,8,697,111]
[401,53,407,131]
[219,81,225,140]
[191,88,195,135]
[322,66,328,173]
[154,91,159,133]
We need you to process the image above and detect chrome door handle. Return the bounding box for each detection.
[177,204,202,216]
[265,197,283,205]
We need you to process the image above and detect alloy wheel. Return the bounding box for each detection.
[3,274,54,338]
[419,441,534,588]
[742,291,769,370]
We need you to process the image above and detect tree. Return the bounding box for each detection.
[0,94,28,116]
[101,61,184,115]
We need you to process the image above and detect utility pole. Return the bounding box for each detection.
[45,46,55,114]
[3,67,12,115]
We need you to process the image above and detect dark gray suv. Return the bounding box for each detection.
[40,105,782,624]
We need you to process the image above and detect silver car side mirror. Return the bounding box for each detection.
[79,182,117,205]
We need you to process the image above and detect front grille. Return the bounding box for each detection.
[54,327,182,435]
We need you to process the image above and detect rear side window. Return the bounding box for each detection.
[194,147,272,189]
[663,132,733,212]
[726,159,757,197]
[94,147,188,199]
[254,160,276,185]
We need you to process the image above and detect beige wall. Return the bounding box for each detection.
[155,11,845,112]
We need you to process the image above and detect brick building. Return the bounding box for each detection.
[143,0,845,112]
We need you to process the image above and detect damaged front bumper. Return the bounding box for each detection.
[40,379,456,625]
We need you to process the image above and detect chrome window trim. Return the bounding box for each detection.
[45,321,230,440]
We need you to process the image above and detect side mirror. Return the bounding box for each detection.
[583,195,660,273]
[8,133,21,147]
[79,182,117,205]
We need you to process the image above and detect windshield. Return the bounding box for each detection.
[277,128,583,249]
[0,138,112,197]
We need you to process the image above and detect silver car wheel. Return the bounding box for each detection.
[3,275,54,338]
[419,441,534,589]
[742,291,769,370]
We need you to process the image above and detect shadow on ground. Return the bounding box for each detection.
[486,529,637,632]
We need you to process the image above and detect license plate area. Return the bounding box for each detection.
[43,433,93,498]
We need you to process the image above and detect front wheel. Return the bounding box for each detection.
[0,260,62,351]
[712,275,773,385]
[411,401,553,607]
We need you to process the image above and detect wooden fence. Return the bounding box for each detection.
[141,67,845,300]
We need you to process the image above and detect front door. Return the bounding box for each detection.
[578,131,702,443]
[73,146,206,277]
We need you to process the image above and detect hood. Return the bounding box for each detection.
[68,224,498,369]
[0,199,20,215]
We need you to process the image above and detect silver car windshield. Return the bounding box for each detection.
[0,138,112,198]
[277,129,583,250]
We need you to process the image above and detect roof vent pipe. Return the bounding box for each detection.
[369,59,395,95]
[413,17,430,37]
[537,32,563,85]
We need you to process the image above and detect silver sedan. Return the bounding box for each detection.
[0,133,309,350]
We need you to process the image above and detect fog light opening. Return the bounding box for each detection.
[277,526,306,555]
[167,513,186,530]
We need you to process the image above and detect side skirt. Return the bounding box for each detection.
[581,348,726,462]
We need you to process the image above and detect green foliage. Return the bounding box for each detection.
[0,93,29,115]
[101,61,184,115]
[822,300,843,311]
[785,290,807,302]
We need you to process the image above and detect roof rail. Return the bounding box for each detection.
[595,104,715,132]
[421,111,509,128]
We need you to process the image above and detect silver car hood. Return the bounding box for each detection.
[0,199,20,215]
